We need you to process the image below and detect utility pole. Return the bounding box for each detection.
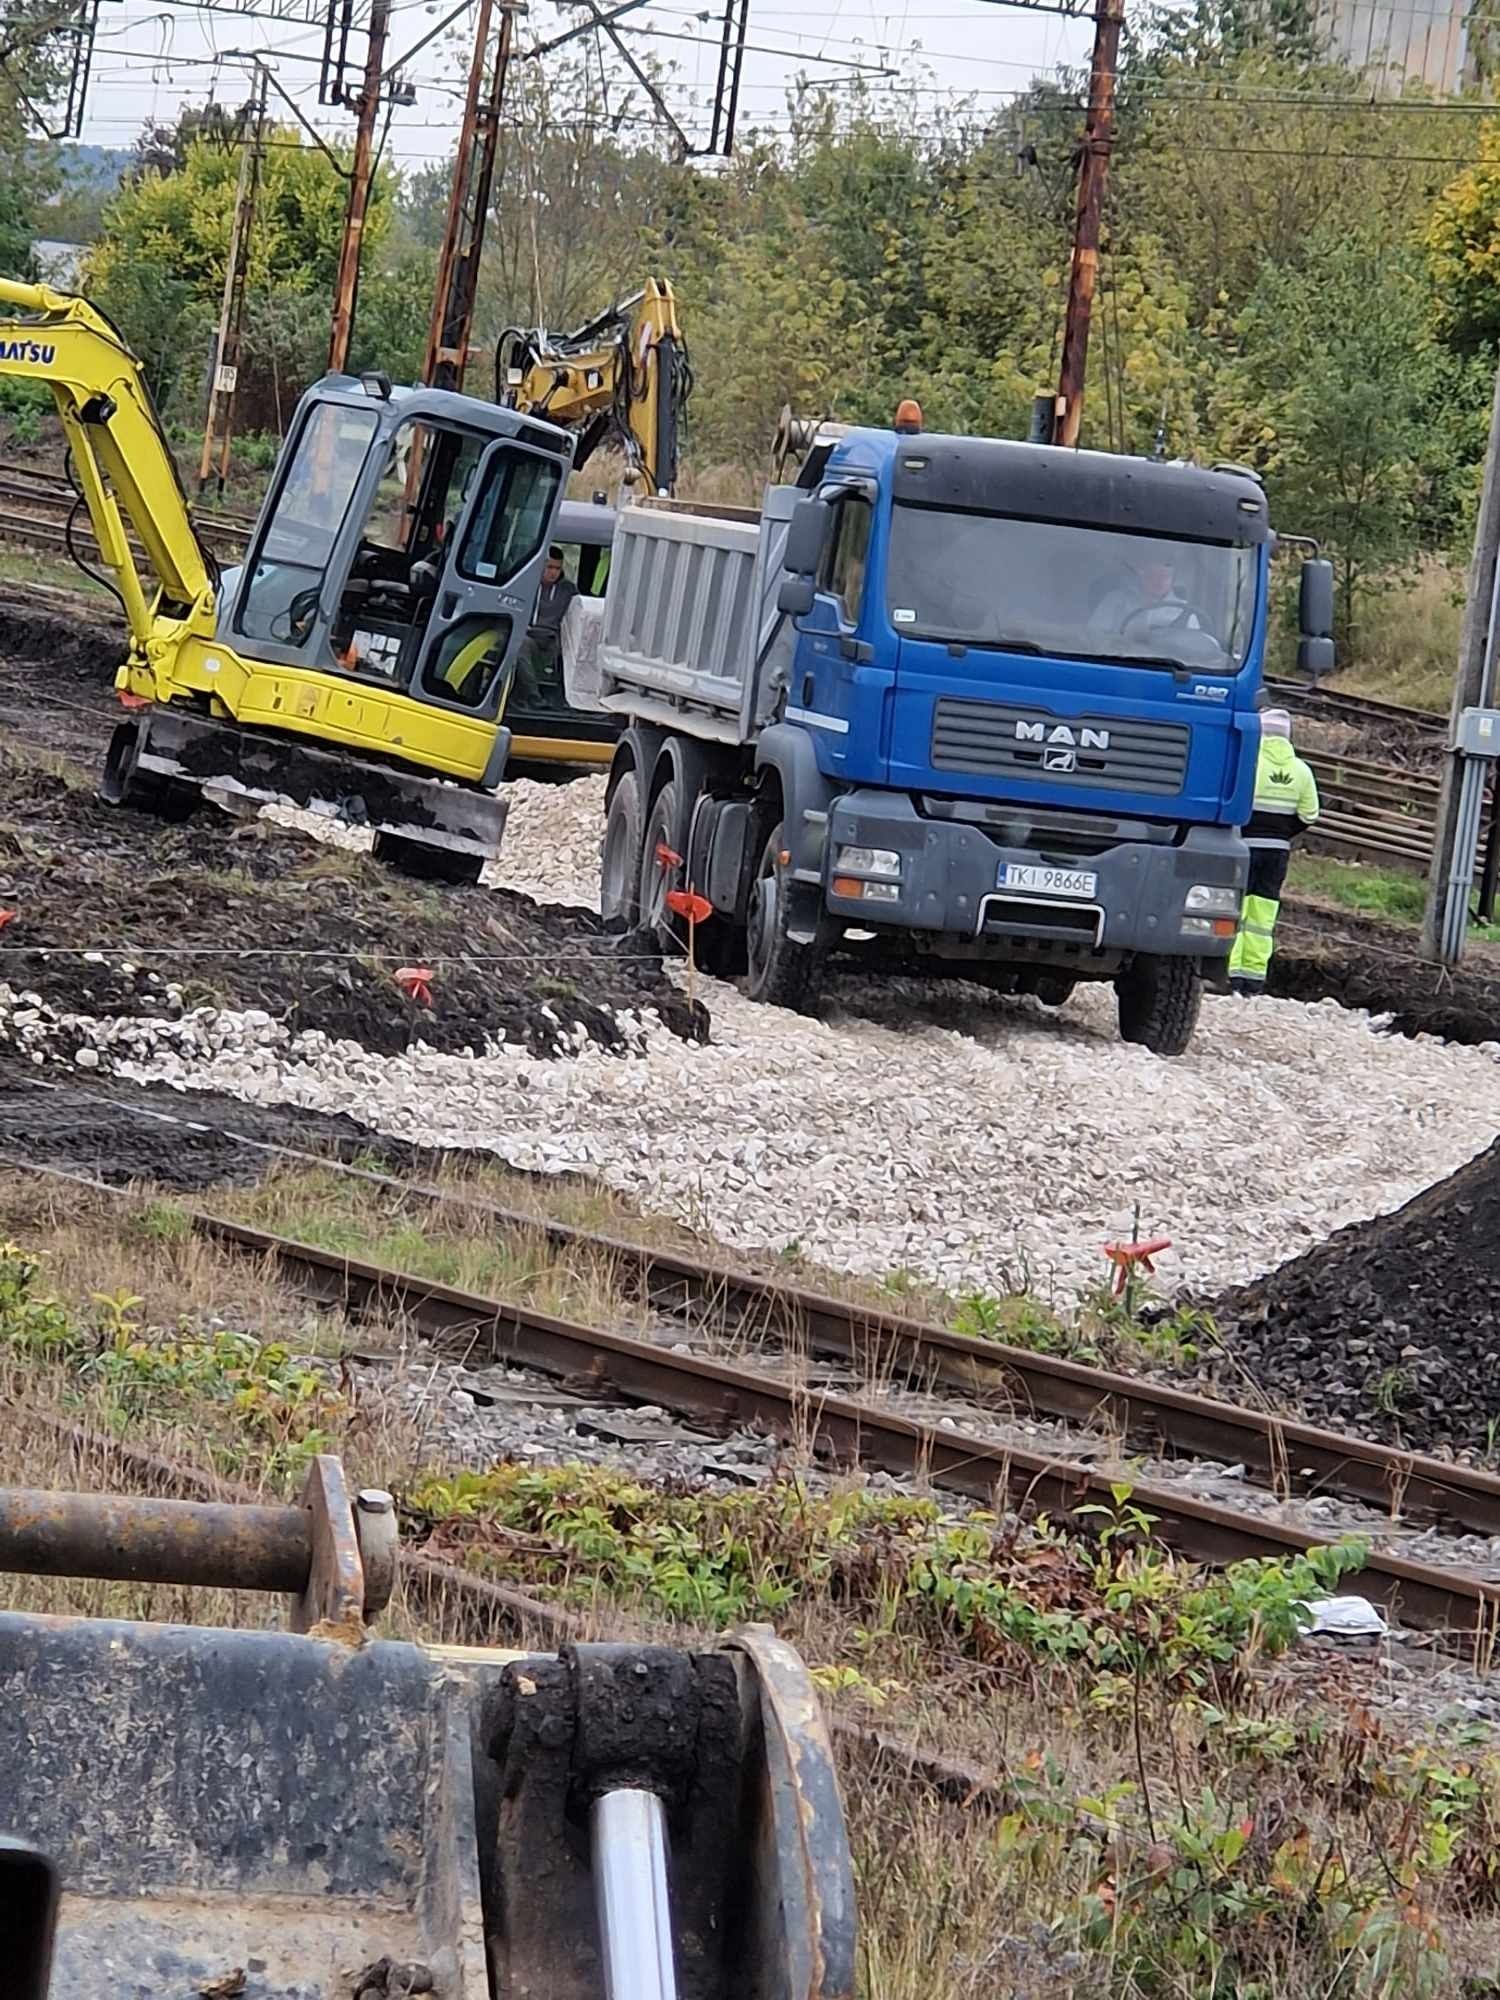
[1422,358,1500,958]
[328,0,392,375]
[422,0,512,393]
[1055,0,1125,450]
[198,67,267,495]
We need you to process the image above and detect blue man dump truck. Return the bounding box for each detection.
[586,408,1334,1055]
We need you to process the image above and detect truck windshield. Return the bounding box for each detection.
[887,504,1257,674]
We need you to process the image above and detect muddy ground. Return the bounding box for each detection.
[0,1067,443,1189]
[1202,1134,1500,1457]
[0,585,126,765]
[0,742,704,1056]
[1269,903,1500,1045]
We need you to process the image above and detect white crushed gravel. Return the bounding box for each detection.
[257,777,608,908]
[10,773,1500,1304]
[86,982,1499,1303]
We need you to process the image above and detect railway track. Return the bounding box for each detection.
[187,1215,1500,1638]
[0,465,249,567]
[244,1153,1500,1540]
[12,1144,1496,1641]
[1266,675,1445,739]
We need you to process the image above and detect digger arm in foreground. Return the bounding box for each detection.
[0,1458,856,2000]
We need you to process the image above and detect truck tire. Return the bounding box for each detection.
[745,822,822,1012]
[99,721,199,823]
[638,777,685,954]
[601,768,645,927]
[1032,974,1076,1009]
[1116,954,1201,1056]
[372,830,484,886]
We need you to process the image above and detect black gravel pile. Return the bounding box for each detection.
[0,747,706,1057]
[1202,1137,1500,1454]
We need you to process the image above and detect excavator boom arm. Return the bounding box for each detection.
[500,276,686,494]
[0,279,214,649]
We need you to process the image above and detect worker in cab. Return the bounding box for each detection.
[1228,707,1320,996]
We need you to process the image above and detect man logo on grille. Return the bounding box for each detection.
[1043,746,1077,772]
[1015,719,1111,750]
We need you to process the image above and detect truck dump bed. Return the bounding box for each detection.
[599,492,798,743]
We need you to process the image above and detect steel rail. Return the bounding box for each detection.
[0,468,253,539]
[204,1169,1500,1540]
[190,1212,1500,1640]
[0,474,248,568]
[17,1150,1500,1546]
[1266,676,1446,736]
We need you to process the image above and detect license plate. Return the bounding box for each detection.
[996,863,1098,899]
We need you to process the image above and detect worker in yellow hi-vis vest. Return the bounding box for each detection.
[1229,708,1320,996]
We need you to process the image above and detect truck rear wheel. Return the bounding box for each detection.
[639,777,685,954]
[372,830,484,886]
[1116,954,1201,1057]
[745,822,822,1012]
[601,769,645,927]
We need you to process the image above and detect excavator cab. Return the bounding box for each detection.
[504,496,622,775]
[226,378,567,725]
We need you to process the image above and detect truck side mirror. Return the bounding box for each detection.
[777,573,816,618]
[1297,558,1335,681]
[783,497,830,579]
[0,1838,59,2000]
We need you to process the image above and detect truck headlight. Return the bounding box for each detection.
[835,845,901,878]
[1185,884,1240,915]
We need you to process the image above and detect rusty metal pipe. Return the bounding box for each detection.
[0,1488,312,1593]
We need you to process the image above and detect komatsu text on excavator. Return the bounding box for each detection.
[0,277,576,880]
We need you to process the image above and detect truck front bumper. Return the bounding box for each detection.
[821,791,1247,963]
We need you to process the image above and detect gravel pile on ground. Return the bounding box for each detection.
[262,774,610,912]
[62,969,1498,1304]
[1201,1136,1500,1454]
[0,748,699,1056]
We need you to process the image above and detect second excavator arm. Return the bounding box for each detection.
[0,278,216,657]
[496,276,688,496]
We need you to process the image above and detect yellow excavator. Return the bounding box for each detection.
[0,277,578,881]
[494,279,687,775]
[496,277,687,499]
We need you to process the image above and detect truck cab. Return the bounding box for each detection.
[775,430,1273,1033]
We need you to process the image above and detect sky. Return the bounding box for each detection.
[64,0,1098,176]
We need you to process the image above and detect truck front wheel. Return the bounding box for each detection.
[745,822,822,1011]
[1116,954,1201,1057]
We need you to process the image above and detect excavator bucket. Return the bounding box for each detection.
[0,1458,857,2000]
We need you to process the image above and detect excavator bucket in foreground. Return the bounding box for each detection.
[0,1457,856,2000]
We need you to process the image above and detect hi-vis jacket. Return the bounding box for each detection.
[1244,735,1321,851]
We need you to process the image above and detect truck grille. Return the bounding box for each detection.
[931,699,1189,797]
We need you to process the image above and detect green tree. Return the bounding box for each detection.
[1214,221,1452,639]
[1428,120,1500,353]
[82,112,395,422]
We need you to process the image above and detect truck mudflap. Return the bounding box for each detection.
[0,1469,857,2000]
[823,789,1247,963]
[102,705,510,860]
